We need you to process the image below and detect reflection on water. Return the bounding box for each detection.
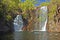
[0,31,60,40]
[14,31,48,40]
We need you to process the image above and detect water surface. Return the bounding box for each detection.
[0,31,60,40]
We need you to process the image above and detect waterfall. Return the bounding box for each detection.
[40,6,48,31]
[33,6,48,32]
[13,15,23,32]
[40,19,47,31]
[13,6,48,32]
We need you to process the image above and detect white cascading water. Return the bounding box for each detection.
[13,15,23,32]
[40,6,48,31]
[33,6,48,32]
[40,19,47,31]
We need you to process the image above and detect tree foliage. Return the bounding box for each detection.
[18,0,37,11]
[2,0,19,11]
[0,0,19,21]
[40,2,49,7]
[0,0,38,22]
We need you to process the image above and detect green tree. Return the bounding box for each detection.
[18,0,37,11]
[40,2,49,7]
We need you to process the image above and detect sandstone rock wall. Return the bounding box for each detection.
[47,3,60,32]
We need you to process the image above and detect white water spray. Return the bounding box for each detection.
[13,15,23,32]
[40,19,47,31]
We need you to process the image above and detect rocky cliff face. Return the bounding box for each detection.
[47,3,60,32]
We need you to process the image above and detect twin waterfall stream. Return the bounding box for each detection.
[13,6,48,32]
